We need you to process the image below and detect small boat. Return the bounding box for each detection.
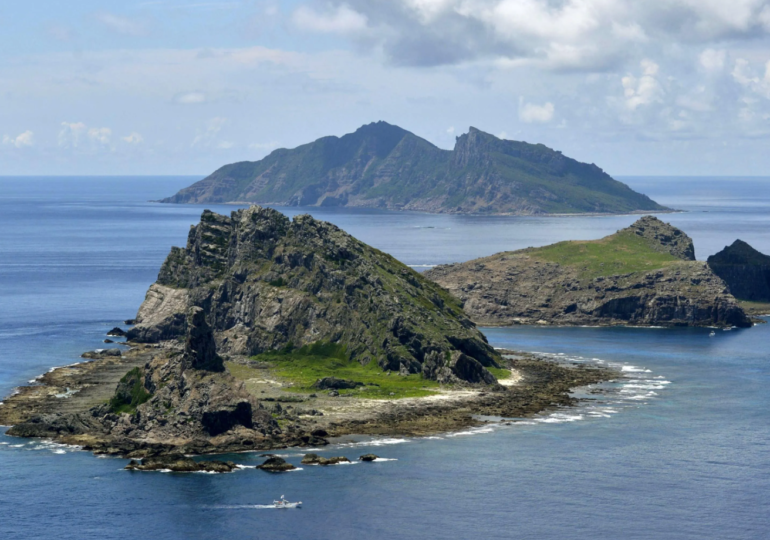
[709,331,716,337]
[273,495,302,508]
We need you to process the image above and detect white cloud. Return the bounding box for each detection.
[519,100,555,123]
[192,117,228,147]
[58,122,88,148]
[175,92,206,104]
[58,122,112,149]
[2,130,35,148]
[700,49,726,72]
[292,4,368,34]
[446,126,455,134]
[88,127,112,145]
[622,59,663,110]
[122,132,144,144]
[95,12,148,37]
[217,141,234,149]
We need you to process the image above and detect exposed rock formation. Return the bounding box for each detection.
[426,217,751,328]
[257,456,296,471]
[160,122,667,215]
[125,454,238,473]
[127,206,500,383]
[707,240,770,302]
[359,454,379,461]
[7,307,288,455]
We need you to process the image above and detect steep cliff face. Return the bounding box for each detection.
[160,122,668,215]
[426,217,751,328]
[707,240,770,302]
[127,206,500,383]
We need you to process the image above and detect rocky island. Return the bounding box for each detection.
[161,122,668,216]
[0,207,615,459]
[426,216,752,328]
[707,240,770,306]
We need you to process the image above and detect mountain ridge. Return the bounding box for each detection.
[161,122,669,215]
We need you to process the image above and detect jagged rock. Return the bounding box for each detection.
[301,453,321,464]
[126,206,500,384]
[183,307,224,372]
[125,454,237,473]
[312,377,363,390]
[103,339,114,344]
[107,327,126,337]
[328,390,339,397]
[626,216,695,261]
[708,240,770,302]
[359,454,379,461]
[311,428,329,437]
[81,349,122,359]
[303,455,350,466]
[257,456,296,472]
[448,352,497,385]
[427,217,750,329]
[124,319,137,325]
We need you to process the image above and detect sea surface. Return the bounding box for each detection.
[1,176,769,540]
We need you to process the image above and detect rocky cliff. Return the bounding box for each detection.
[160,122,668,215]
[707,240,770,302]
[426,217,751,328]
[128,206,500,382]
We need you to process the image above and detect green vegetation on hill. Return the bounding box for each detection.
[161,122,667,215]
[227,342,441,399]
[529,230,680,279]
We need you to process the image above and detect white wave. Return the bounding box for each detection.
[536,413,584,424]
[372,458,398,462]
[340,437,409,447]
[9,444,25,448]
[286,467,304,472]
[235,465,256,469]
[621,366,652,373]
[52,449,66,454]
[446,427,495,437]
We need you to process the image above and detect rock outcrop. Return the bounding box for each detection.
[426,217,751,328]
[160,122,667,216]
[257,456,296,471]
[125,454,238,473]
[707,240,770,302]
[8,307,286,455]
[127,206,500,383]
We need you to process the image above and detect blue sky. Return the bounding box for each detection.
[3,0,770,176]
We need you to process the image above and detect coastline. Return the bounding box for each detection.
[0,343,618,457]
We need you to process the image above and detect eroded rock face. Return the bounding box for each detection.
[183,307,224,372]
[626,216,695,261]
[127,206,500,384]
[708,240,770,302]
[427,217,751,328]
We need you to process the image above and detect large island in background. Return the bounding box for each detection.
[160,122,669,216]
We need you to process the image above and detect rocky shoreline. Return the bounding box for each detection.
[0,341,617,459]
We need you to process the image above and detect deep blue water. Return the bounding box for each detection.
[1,176,769,540]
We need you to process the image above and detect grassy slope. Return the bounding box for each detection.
[528,230,680,279]
[227,342,441,399]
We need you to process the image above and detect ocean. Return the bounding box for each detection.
[1,176,769,540]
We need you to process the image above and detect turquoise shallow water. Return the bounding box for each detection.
[1,176,769,540]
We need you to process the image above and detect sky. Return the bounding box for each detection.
[2,0,770,176]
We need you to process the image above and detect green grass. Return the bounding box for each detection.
[487,367,512,380]
[109,367,152,414]
[230,341,441,399]
[530,230,679,279]
[738,300,770,314]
